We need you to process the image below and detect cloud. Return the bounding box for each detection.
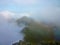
[13,13,31,19]
[0,11,15,19]
[32,6,60,25]
[19,13,31,17]
[0,10,31,20]
[41,7,60,20]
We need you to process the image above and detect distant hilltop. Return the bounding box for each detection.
[16,16,56,28]
[16,16,35,26]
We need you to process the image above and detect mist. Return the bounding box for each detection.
[0,15,24,45]
[0,0,60,45]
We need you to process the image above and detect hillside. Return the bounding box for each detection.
[16,16,54,39]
